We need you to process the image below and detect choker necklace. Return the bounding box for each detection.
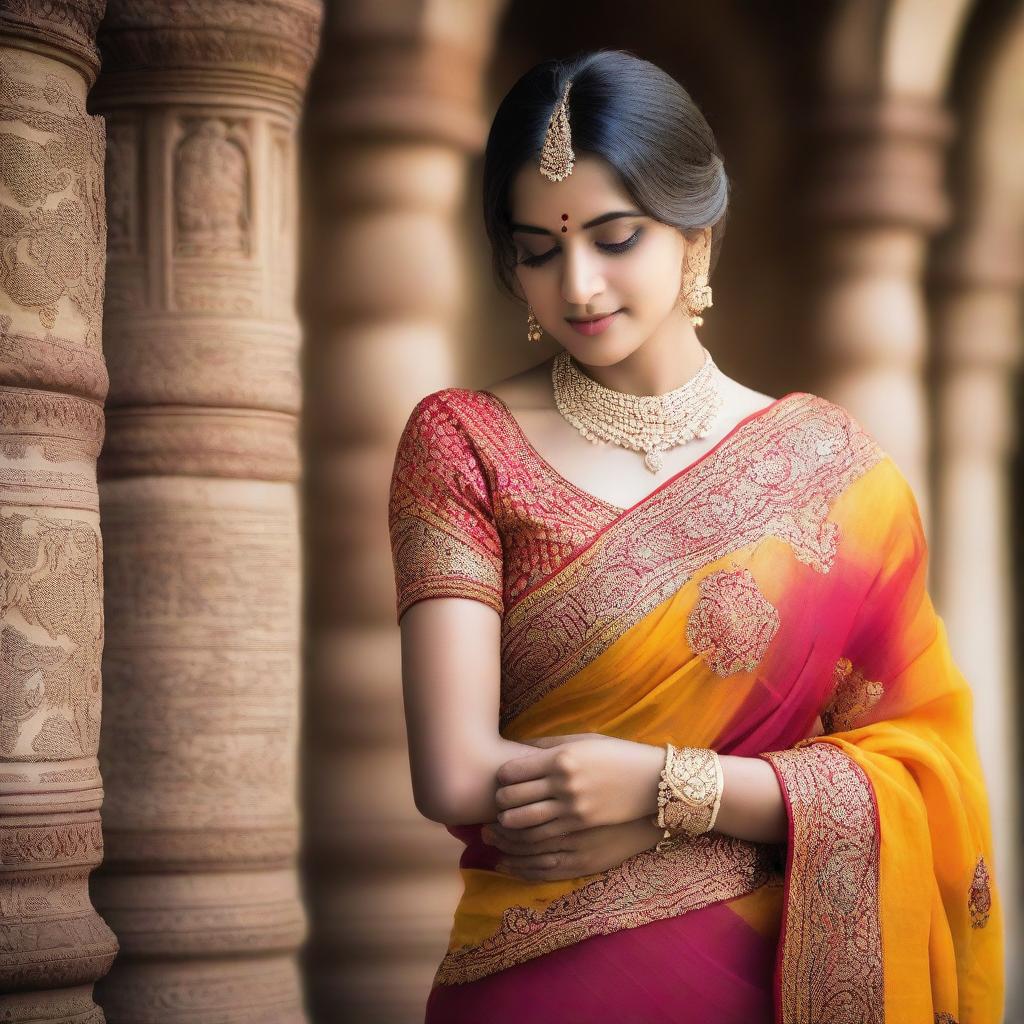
[551,346,724,473]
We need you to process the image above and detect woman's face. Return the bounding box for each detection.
[510,153,701,367]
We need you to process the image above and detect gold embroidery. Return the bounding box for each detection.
[433,831,780,986]
[389,393,506,620]
[934,1013,959,1023]
[390,389,621,622]
[500,395,885,726]
[822,657,884,733]
[390,517,503,618]
[685,567,779,676]
[760,742,883,1024]
[969,854,992,929]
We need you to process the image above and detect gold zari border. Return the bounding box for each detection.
[433,831,780,986]
[760,742,883,1024]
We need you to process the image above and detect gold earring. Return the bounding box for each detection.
[679,233,713,327]
[527,305,543,343]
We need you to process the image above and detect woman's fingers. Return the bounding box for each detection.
[496,797,562,830]
[494,777,552,812]
[483,826,569,854]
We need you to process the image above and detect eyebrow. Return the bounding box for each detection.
[510,211,643,235]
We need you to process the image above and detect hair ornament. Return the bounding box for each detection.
[539,80,575,182]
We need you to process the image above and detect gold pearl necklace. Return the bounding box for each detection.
[551,346,724,473]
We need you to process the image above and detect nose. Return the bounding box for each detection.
[560,242,606,308]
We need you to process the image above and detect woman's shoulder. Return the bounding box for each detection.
[402,384,507,430]
[777,388,879,441]
[403,360,553,440]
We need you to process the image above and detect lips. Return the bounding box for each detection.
[565,309,622,336]
[567,310,621,323]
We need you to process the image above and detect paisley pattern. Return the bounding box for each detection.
[822,656,885,733]
[759,742,883,1024]
[685,566,780,676]
[969,855,992,929]
[433,831,781,986]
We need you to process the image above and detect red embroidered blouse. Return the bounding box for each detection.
[388,387,621,624]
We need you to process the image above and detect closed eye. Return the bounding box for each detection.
[517,229,642,268]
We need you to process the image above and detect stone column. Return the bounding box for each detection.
[0,2,118,1022]
[299,2,507,1019]
[87,2,321,1021]
[801,97,954,533]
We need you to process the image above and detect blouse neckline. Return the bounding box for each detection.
[477,388,802,519]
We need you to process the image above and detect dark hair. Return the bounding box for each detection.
[483,49,730,303]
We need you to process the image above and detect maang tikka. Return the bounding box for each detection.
[526,81,576,343]
[539,80,576,182]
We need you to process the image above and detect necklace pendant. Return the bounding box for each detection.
[644,449,664,473]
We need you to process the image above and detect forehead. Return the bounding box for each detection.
[509,154,634,224]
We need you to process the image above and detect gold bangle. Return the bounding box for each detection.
[652,743,724,850]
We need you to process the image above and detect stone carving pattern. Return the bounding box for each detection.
[174,117,250,258]
[0,53,106,347]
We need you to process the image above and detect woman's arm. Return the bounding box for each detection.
[399,589,815,845]
[493,715,826,848]
[399,596,536,825]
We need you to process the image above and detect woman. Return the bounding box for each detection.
[388,49,1004,1023]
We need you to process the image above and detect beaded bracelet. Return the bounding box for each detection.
[651,743,724,852]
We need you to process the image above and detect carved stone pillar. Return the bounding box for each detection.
[87,2,321,1021]
[0,2,118,1022]
[801,97,954,531]
[300,2,507,1018]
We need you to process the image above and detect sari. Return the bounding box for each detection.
[388,386,1004,1023]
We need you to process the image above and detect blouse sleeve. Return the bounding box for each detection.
[388,391,504,623]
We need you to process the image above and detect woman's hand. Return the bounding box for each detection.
[482,815,663,882]
[492,732,664,840]
[491,716,826,846]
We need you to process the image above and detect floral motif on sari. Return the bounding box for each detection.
[685,566,780,676]
[822,657,884,733]
[500,395,885,726]
[970,855,992,929]
[433,831,781,986]
[759,742,883,1024]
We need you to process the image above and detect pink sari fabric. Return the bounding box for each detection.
[424,896,779,1024]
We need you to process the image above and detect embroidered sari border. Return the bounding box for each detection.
[759,741,884,1024]
[433,831,781,987]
